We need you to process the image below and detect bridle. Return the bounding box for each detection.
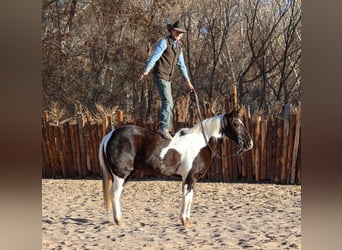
[187,90,244,159]
[223,116,246,156]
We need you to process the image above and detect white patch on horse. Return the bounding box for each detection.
[159,115,224,179]
[111,174,125,224]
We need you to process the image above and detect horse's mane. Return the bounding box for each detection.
[179,128,192,136]
[178,115,223,137]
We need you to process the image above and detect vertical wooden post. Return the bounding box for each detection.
[57,123,67,177]
[107,116,113,130]
[77,114,86,177]
[117,110,123,125]
[101,116,108,137]
[232,149,239,181]
[246,110,254,181]
[84,121,92,174]
[214,151,222,181]
[65,122,75,177]
[241,147,247,178]
[231,85,238,110]
[239,106,247,179]
[226,138,233,181]
[291,102,301,184]
[254,115,261,181]
[260,119,267,180]
[74,116,81,177]
[92,122,101,175]
[275,118,284,183]
[210,149,215,181]
[286,114,296,183]
[87,121,95,175]
[69,124,78,178]
[296,138,301,184]
[224,95,230,113]
[221,138,229,181]
[266,119,276,181]
[280,104,290,183]
[52,126,61,176]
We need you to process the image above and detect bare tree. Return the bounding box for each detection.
[42,0,301,120]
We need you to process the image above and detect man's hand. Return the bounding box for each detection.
[187,80,194,92]
[139,72,148,81]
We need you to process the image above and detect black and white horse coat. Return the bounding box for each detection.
[99,111,253,226]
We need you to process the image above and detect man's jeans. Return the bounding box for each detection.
[153,74,173,130]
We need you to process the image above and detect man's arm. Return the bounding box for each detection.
[139,39,167,81]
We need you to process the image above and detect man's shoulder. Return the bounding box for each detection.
[155,37,168,46]
[159,36,171,43]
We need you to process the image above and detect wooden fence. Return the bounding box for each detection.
[42,102,301,184]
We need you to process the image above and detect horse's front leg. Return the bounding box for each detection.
[180,182,193,227]
[111,175,125,226]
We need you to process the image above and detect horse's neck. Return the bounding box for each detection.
[197,115,223,139]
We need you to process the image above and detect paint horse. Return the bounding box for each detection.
[98,110,253,226]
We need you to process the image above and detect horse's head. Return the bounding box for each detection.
[221,110,253,152]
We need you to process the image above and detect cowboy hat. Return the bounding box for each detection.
[167,21,187,33]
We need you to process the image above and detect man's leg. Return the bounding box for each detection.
[153,75,173,139]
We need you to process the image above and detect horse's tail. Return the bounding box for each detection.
[98,131,114,214]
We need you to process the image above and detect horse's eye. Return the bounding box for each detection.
[232,120,240,127]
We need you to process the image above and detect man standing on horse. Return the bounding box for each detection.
[139,20,194,140]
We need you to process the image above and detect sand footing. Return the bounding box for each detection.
[42,179,301,249]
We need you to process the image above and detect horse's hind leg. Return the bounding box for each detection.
[111,174,125,226]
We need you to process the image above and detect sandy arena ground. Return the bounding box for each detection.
[42,179,301,249]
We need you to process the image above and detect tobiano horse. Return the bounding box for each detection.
[98,110,253,226]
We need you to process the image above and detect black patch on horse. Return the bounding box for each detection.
[160,149,181,176]
[179,128,191,136]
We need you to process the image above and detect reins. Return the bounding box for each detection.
[186,90,243,159]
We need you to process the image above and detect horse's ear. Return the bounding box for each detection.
[237,107,242,117]
[237,105,248,118]
[228,108,240,118]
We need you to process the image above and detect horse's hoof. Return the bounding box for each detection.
[114,218,125,227]
[181,218,192,227]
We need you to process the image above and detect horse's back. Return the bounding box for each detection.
[104,125,167,178]
[106,125,153,154]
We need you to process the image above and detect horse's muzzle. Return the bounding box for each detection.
[243,139,253,151]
